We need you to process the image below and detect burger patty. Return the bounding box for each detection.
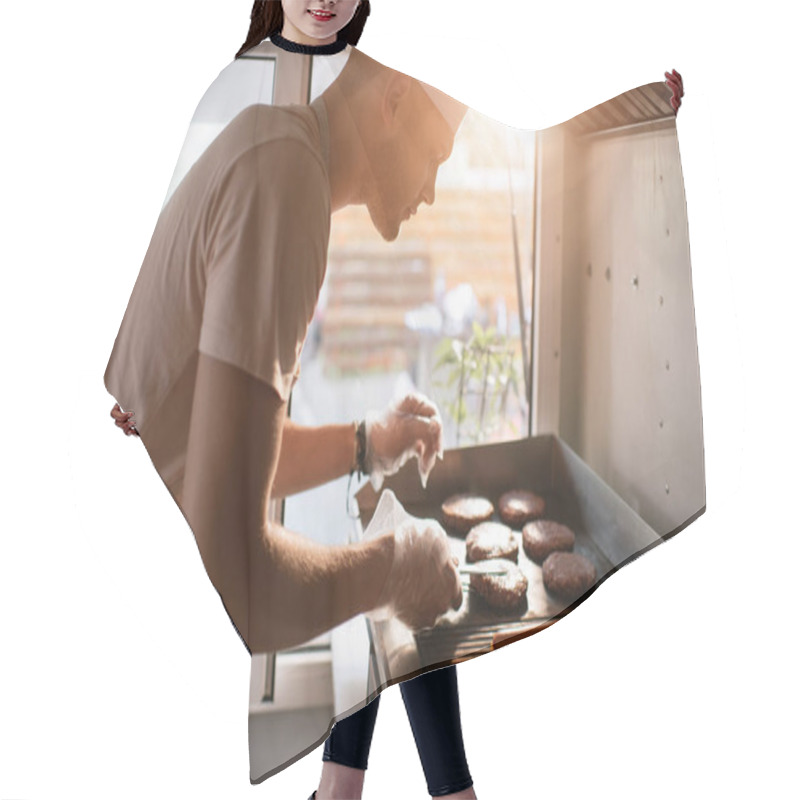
[522,520,576,564]
[470,562,529,611]
[542,552,597,602]
[441,493,495,536]
[498,489,546,527]
[466,521,519,563]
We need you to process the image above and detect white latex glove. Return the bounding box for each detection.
[364,490,462,630]
[377,517,462,629]
[364,393,444,490]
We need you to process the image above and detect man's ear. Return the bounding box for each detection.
[382,73,412,129]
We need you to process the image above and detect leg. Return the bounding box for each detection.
[400,665,476,798]
[316,695,381,800]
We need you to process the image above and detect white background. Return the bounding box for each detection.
[1,1,797,798]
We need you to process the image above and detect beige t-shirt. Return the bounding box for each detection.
[105,99,331,500]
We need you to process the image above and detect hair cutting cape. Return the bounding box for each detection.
[105,37,703,782]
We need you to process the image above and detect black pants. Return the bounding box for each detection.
[323,665,473,797]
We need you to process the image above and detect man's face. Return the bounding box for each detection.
[366,86,456,242]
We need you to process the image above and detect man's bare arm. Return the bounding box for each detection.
[273,395,444,499]
[272,419,356,499]
[181,354,393,653]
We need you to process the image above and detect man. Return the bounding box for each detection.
[106,48,467,654]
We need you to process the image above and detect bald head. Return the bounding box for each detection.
[322,49,465,241]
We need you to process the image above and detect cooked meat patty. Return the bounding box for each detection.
[466,521,518,563]
[522,520,575,564]
[498,489,546,527]
[542,552,597,602]
[441,493,494,536]
[470,562,528,611]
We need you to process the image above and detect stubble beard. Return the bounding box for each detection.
[368,205,401,243]
[361,133,407,242]
[365,180,402,242]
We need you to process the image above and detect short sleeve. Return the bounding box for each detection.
[198,138,329,401]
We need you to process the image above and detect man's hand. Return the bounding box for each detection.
[365,393,444,488]
[378,518,462,629]
[665,68,684,115]
[110,403,139,436]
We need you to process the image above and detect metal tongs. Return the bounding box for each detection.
[458,559,512,577]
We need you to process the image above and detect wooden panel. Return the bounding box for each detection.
[564,81,674,137]
[532,128,565,435]
[559,122,705,537]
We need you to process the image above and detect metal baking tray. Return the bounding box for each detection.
[353,434,663,687]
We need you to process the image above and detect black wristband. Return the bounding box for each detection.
[355,419,368,478]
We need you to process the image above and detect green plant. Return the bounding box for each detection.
[433,321,521,446]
